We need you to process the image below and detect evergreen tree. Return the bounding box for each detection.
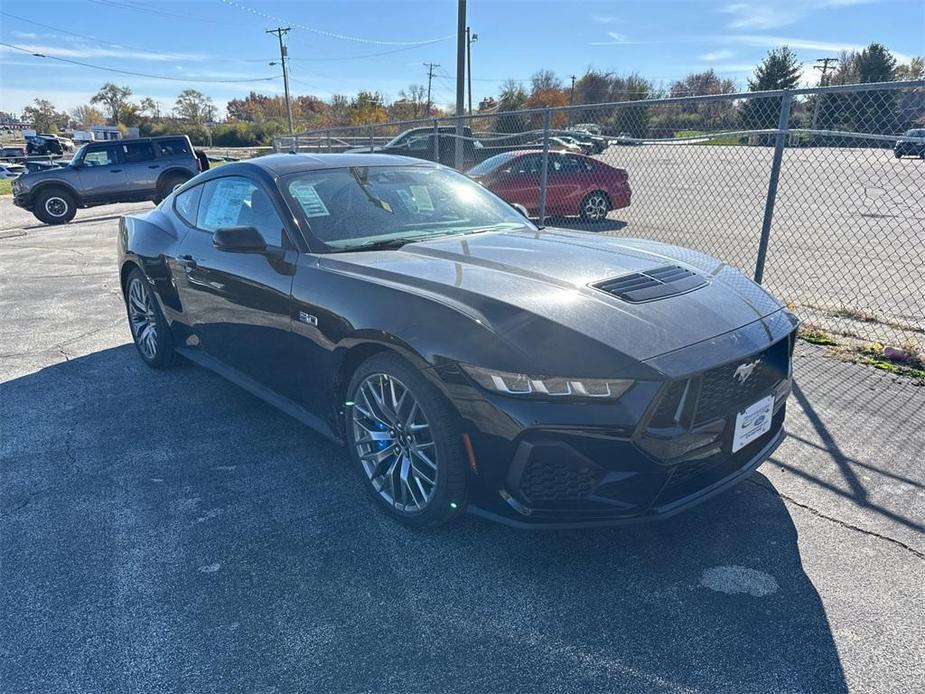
[741,47,802,136]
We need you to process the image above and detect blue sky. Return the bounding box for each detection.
[1,0,923,117]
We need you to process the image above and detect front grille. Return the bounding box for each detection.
[595,265,708,303]
[646,339,789,433]
[519,457,599,502]
[694,340,788,424]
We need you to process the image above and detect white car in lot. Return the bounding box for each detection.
[0,163,26,179]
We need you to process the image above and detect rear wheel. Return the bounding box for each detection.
[580,190,611,222]
[345,352,468,527]
[33,188,76,225]
[124,267,174,369]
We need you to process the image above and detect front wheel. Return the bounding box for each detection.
[345,352,468,527]
[33,188,76,225]
[124,268,174,368]
[580,190,611,222]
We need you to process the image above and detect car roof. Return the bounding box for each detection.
[217,152,436,176]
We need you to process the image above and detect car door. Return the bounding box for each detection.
[171,174,299,398]
[548,154,588,215]
[119,141,159,197]
[75,144,128,201]
[494,154,542,213]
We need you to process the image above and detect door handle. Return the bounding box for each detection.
[148,164,160,169]
[176,254,197,270]
[110,168,123,173]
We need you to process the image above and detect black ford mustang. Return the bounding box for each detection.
[118,153,798,528]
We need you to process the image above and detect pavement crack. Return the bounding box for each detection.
[748,478,925,560]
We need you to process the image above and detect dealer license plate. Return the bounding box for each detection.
[732,395,774,453]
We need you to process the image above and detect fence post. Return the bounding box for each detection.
[326,131,332,153]
[368,125,374,152]
[454,114,465,170]
[754,91,793,284]
[433,118,440,164]
[538,108,551,226]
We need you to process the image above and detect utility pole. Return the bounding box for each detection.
[454,0,466,169]
[568,74,577,125]
[424,62,440,116]
[466,27,478,115]
[267,27,294,135]
[811,57,838,135]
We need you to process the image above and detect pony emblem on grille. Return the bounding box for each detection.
[734,360,761,385]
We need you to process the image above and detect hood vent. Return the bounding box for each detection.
[594,265,708,303]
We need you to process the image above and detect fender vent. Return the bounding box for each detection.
[594,265,708,303]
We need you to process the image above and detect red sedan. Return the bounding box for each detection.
[467,150,631,222]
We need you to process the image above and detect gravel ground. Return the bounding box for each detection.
[1,203,923,693]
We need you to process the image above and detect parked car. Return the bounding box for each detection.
[0,162,26,179]
[12,135,201,224]
[0,145,26,159]
[348,125,485,169]
[117,154,797,527]
[567,128,609,153]
[25,134,73,156]
[893,129,925,158]
[118,152,797,528]
[468,150,631,222]
[555,134,596,154]
[528,136,583,154]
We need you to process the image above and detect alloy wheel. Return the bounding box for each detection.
[44,196,69,219]
[127,277,158,360]
[583,192,608,221]
[351,373,438,513]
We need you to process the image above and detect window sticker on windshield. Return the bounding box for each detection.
[409,185,434,211]
[395,189,418,213]
[290,181,330,218]
[202,179,252,229]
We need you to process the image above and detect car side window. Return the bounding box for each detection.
[408,135,431,151]
[173,184,203,226]
[157,138,191,157]
[122,142,155,163]
[563,155,591,172]
[83,146,118,167]
[196,176,285,247]
[511,155,541,175]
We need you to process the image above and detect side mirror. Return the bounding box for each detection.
[213,225,268,253]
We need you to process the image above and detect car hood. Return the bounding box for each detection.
[320,227,784,364]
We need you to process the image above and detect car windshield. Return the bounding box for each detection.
[282,165,534,251]
[71,144,89,165]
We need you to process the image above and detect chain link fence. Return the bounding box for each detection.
[275,81,925,351]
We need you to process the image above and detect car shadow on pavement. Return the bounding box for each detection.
[0,345,847,693]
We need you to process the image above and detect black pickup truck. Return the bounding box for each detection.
[349,126,533,171]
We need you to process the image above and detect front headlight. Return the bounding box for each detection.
[460,364,634,399]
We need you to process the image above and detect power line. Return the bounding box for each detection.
[0,41,278,83]
[220,0,454,46]
[813,57,839,86]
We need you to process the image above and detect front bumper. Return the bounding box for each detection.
[448,311,797,528]
[12,191,33,210]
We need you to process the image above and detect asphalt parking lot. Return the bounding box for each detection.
[1,201,923,693]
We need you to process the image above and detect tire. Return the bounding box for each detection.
[33,188,77,225]
[345,352,468,527]
[580,190,611,222]
[154,174,189,204]
[894,151,901,159]
[123,267,174,369]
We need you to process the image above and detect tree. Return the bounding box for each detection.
[22,99,65,133]
[530,69,562,93]
[741,47,802,133]
[648,70,737,134]
[139,97,161,119]
[174,89,216,124]
[895,56,924,81]
[91,83,134,125]
[823,44,900,135]
[349,90,388,125]
[396,84,427,118]
[70,104,106,129]
[496,80,529,133]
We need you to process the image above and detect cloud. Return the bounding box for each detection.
[700,49,736,61]
[722,34,913,62]
[720,3,801,30]
[12,31,39,39]
[588,32,632,45]
[0,42,204,63]
[591,15,620,25]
